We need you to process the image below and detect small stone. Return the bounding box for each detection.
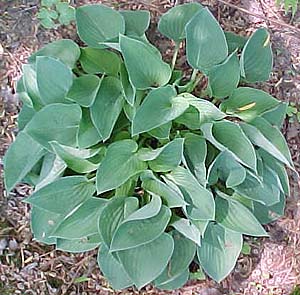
[0,238,8,251]
[199,288,222,295]
[39,262,50,272]
[17,282,25,290]
[8,239,18,251]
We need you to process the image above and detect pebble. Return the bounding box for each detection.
[17,282,25,290]
[0,238,8,251]
[22,262,38,272]
[199,288,222,295]
[8,238,18,251]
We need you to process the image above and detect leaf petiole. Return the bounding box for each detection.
[171,42,181,71]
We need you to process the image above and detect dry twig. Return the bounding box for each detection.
[216,0,300,34]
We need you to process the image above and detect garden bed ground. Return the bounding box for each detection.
[0,0,300,294]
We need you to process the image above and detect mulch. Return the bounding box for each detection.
[0,0,300,294]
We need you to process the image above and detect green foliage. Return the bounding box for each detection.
[276,0,299,16]
[240,29,273,83]
[38,0,75,29]
[286,102,300,123]
[241,241,251,255]
[4,2,293,291]
[290,285,300,295]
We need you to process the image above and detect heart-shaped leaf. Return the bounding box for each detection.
[4,132,45,192]
[67,74,101,107]
[208,52,240,98]
[120,10,150,37]
[166,166,215,221]
[50,141,101,173]
[30,206,60,245]
[97,244,133,290]
[76,4,125,47]
[259,149,290,196]
[183,133,207,185]
[79,47,122,76]
[186,8,228,71]
[138,138,184,172]
[16,76,34,108]
[17,104,35,130]
[120,63,136,106]
[225,31,247,53]
[215,193,268,236]
[117,233,174,289]
[132,86,189,135]
[208,151,246,188]
[37,56,73,104]
[96,140,147,194]
[252,193,286,224]
[56,2,75,25]
[154,231,196,286]
[158,3,202,42]
[111,196,171,251]
[221,87,279,121]
[25,176,96,215]
[77,108,102,148]
[99,197,139,247]
[148,122,172,139]
[197,223,242,282]
[234,168,281,206]
[240,122,293,169]
[120,35,172,89]
[25,103,82,150]
[22,64,43,110]
[29,39,80,69]
[41,0,58,7]
[141,171,187,208]
[262,102,288,128]
[249,117,293,168]
[90,76,124,141]
[36,155,66,191]
[171,218,201,246]
[52,197,107,239]
[201,121,257,171]
[181,94,226,125]
[240,28,273,82]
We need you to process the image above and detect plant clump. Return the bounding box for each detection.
[4,2,294,291]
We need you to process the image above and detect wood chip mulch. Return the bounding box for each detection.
[0,0,300,294]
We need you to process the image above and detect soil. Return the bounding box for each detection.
[0,0,300,294]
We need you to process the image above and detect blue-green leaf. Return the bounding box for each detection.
[158,3,203,42]
[90,76,124,141]
[36,56,73,105]
[120,10,150,37]
[29,39,80,68]
[197,223,242,282]
[186,8,228,71]
[117,233,174,289]
[240,28,273,83]
[76,4,125,48]
[166,166,215,220]
[4,132,45,192]
[96,140,147,194]
[132,86,189,135]
[25,176,95,214]
[120,35,172,89]
[25,103,82,150]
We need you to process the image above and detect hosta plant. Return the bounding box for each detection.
[4,2,294,291]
